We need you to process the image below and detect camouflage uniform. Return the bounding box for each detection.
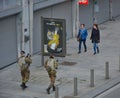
[18,51,32,89]
[44,55,58,94]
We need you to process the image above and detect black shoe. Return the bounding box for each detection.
[46,86,51,94]
[93,52,96,55]
[46,88,50,94]
[53,86,55,91]
[97,47,99,53]
[20,83,23,87]
[84,50,87,52]
[24,83,28,88]
[21,83,27,89]
[78,51,81,54]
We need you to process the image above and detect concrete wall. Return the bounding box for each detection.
[112,0,120,17]
[95,0,109,24]
[79,0,93,29]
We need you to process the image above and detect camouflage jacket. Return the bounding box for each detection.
[44,58,58,73]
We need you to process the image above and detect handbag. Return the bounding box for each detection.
[77,37,80,41]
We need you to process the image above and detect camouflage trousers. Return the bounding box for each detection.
[48,70,56,86]
[21,68,30,83]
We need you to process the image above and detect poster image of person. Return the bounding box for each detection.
[44,21,63,54]
[47,27,60,51]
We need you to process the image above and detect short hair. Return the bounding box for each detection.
[80,24,85,27]
[26,53,31,57]
[21,51,25,54]
[49,54,54,58]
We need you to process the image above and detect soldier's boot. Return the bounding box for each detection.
[46,86,51,94]
[53,85,56,91]
[21,83,27,89]
[24,83,28,88]
[20,83,24,87]
[97,47,99,53]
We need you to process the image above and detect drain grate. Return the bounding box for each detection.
[60,61,77,66]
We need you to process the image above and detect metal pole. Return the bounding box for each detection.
[105,62,110,79]
[90,69,94,87]
[29,0,33,55]
[76,0,80,35]
[74,77,78,96]
[109,0,113,20]
[119,55,120,72]
[55,86,59,98]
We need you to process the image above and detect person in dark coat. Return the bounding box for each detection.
[90,24,100,55]
[77,24,88,53]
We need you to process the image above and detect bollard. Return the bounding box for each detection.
[119,55,120,72]
[90,69,94,87]
[105,61,110,79]
[74,77,78,96]
[55,86,59,98]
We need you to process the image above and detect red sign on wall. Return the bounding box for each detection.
[78,0,89,5]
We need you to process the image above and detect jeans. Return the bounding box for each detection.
[93,42,99,53]
[79,39,87,52]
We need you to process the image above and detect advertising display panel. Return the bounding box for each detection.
[41,17,66,57]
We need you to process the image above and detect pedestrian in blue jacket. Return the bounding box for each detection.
[77,24,88,53]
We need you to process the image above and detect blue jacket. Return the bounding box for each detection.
[77,28,88,40]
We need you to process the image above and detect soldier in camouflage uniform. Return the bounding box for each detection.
[18,51,32,89]
[44,55,58,94]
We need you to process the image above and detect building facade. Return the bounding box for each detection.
[0,0,120,69]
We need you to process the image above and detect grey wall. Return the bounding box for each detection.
[0,15,18,69]
[95,0,109,24]
[112,0,120,17]
[79,0,110,28]
[79,0,93,29]
[0,0,21,11]
[52,1,72,39]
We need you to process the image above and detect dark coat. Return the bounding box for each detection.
[90,28,100,43]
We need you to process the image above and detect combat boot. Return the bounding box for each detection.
[23,83,28,88]
[20,83,24,87]
[46,86,51,94]
[53,85,55,91]
[21,83,27,89]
